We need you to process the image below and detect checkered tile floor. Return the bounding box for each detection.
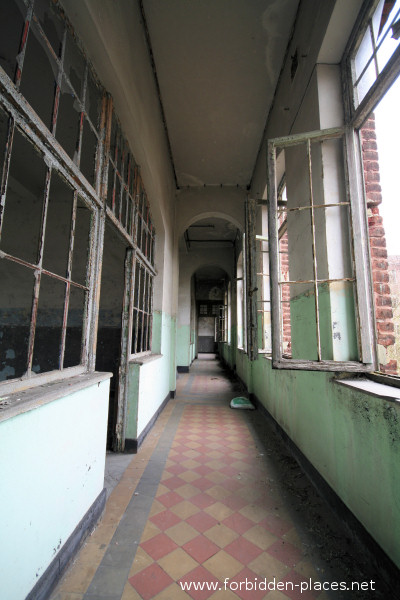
[50,356,389,600]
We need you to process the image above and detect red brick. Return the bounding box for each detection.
[366,192,382,204]
[360,129,376,140]
[368,216,383,226]
[376,307,393,319]
[373,271,389,284]
[374,283,391,295]
[365,170,380,182]
[372,259,388,270]
[370,238,387,249]
[375,295,392,307]
[377,321,394,333]
[366,183,382,193]
[362,140,378,151]
[363,151,379,161]
[378,334,395,347]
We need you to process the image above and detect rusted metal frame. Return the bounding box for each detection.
[307,139,321,361]
[278,201,350,213]
[114,248,135,452]
[0,113,16,239]
[51,27,67,137]
[139,269,147,352]
[26,163,52,375]
[15,2,33,90]
[272,359,373,372]
[125,153,132,234]
[0,70,103,212]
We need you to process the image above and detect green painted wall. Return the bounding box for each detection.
[176,324,191,368]
[0,379,109,600]
[126,311,176,441]
[235,348,400,569]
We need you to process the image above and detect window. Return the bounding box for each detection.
[236,243,246,350]
[344,0,400,377]
[0,0,155,390]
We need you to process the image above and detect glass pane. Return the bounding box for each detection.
[354,26,374,84]
[19,23,58,131]
[32,274,66,373]
[106,162,115,210]
[34,0,65,58]
[63,284,85,368]
[56,78,81,161]
[1,128,47,264]
[131,307,138,354]
[0,0,26,81]
[42,170,74,277]
[64,28,85,100]
[86,69,102,130]
[114,174,121,218]
[0,258,33,380]
[80,118,98,187]
[319,281,359,362]
[71,197,91,285]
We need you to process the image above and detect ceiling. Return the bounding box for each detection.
[142,0,299,188]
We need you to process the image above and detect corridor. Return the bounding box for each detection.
[51,356,390,600]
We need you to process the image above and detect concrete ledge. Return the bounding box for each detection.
[26,488,107,600]
[125,391,172,453]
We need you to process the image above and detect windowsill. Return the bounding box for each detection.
[0,371,112,424]
[129,353,163,366]
[334,377,400,402]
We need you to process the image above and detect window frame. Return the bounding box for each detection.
[0,0,157,396]
[267,127,376,371]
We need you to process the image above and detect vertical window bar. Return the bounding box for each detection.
[369,19,379,79]
[15,3,33,90]
[27,165,52,373]
[306,139,321,361]
[0,115,15,239]
[60,191,78,368]
[51,28,67,136]
[133,261,141,354]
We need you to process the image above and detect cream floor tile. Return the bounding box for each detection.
[158,548,198,579]
[203,550,243,579]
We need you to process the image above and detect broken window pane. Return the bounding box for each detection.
[19,23,58,131]
[63,284,85,368]
[34,0,65,58]
[0,258,34,381]
[0,0,26,82]
[42,169,74,277]
[71,197,91,286]
[32,274,65,373]
[1,128,47,264]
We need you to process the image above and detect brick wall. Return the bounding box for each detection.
[361,114,397,374]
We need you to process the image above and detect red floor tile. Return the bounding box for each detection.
[186,511,219,533]
[223,512,254,534]
[190,492,216,509]
[192,477,215,491]
[183,534,220,563]
[163,475,186,490]
[129,563,173,600]
[141,532,178,560]
[150,509,181,531]
[224,537,263,564]
[259,513,293,537]
[158,490,184,508]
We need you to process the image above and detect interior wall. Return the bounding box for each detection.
[240,0,400,570]
[0,379,109,600]
[62,0,179,430]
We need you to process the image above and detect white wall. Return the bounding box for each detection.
[0,379,109,600]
